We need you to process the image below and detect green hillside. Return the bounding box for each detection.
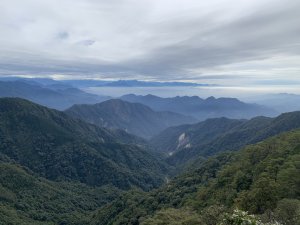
[65,99,196,139]
[151,112,300,167]
[0,98,169,190]
[91,129,300,225]
[150,117,246,155]
[0,162,122,225]
[1,97,299,225]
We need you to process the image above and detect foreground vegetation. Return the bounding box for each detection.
[0,162,122,224]
[91,130,300,225]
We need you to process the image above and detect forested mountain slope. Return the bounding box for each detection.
[91,129,300,225]
[150,117,247,155]
[65,99,196,139]
[151,112,300,166]
[0,98,169,190]
[0,161,122,225]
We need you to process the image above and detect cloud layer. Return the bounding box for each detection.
[0,0,299,84]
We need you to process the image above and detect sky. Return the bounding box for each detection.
[0,0,300,87]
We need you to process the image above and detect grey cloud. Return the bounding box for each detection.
[56,31,69,40]
[122,1,300,78]
[76,39,96,46]
[0,0,299,84]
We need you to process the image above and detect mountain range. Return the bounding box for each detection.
[0,77,209,88]
[0,96,299,224]
[95,80,211,87]
[151,111,300,167]
[65,99,197,139]
[0,78,299,225]
[0,79,279,123]
[0,98,170,190]
[121,94,276,120]
[0,81,109,110]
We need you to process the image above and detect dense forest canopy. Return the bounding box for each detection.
[0,98,299,224]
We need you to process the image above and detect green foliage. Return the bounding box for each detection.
[65,99,196,139]
[0,98,170,190]
[0,162,122,225]
[1,98,300,225]
[91,129,300,225]
[273,199,300,225]
[151,111,300,167]
[141,208,203,225]
[151,117,245,155]
[190,130,300,215]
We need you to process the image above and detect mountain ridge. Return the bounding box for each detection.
[151,111,300,167]
[90,128,300,225]
[120,94,276,120]
[0,97,170,190]
[0,80,109,110]
[65,99,197,139]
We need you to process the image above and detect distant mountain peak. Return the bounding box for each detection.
[66,99,197,139]
[121,94,276,120]
[0,97,169,190]
[205,96,216,101]
[0,80,110,110]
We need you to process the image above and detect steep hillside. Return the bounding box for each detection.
[151,112,300,166]
[65,99,197,139]
[121,94,276,120]
[0,162,122,225]
[0,81,109,110]
[91,129,300,225]
[150,117,246,155]
[0,98,169,190]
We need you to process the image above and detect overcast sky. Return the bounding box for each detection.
[0,0,299,86]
